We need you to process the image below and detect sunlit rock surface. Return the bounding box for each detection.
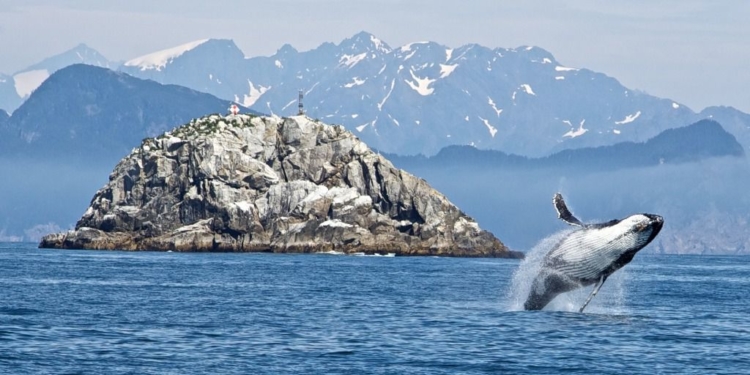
[41,114,521,257]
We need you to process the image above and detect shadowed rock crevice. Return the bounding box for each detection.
[40,114,522,258]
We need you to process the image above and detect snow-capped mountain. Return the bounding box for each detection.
[116,31,747,157]
[0,44,114,113]
[5,32,750,157]
[120,39,249,104]
[0,64,244,164]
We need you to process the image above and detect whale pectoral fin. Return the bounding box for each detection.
[553,193,584,227]
[579,275,607,313]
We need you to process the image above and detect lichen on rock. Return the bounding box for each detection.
[40,114,521,257]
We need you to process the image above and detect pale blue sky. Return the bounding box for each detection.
[1,0,748,112]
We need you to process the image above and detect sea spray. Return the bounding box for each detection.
[505,229,630,314]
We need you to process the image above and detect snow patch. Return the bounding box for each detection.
[563,120,588,138]
[487,97,503,117]
[339,52,367,68]
[242,81,270,107]
[275,60,283,68]
[439,64,458,78]
[445,48,453,61]
[356,123,368,132]
[555,65,578,72]
[370,34,391,53]
[615,111,641,125]
[672,102,680,109]
[542,58,552,64]
[282,99,297,111]
[405,70,435,96]
[555,76,565,80]
[613,129,621,135]
[400,41,428,52]
[344,77,366,88]
[378,79,395,110]
[124,39,209,71]
[478,116,498,138]
[520,84,536,96]
[13,69,49,97]
[305,82,319,95]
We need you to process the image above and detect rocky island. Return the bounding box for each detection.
[41,114,521,258]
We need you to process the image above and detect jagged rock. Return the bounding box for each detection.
[40,114,522,258]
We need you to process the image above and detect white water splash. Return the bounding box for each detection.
[505,229,630,314]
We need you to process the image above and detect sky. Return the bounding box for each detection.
[1,0,748,112]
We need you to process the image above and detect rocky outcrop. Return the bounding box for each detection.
[41,114,521,257]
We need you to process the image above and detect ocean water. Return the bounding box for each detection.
[1,242,749,374]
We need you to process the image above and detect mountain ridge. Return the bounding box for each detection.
[113,32,750,157]
[0,44,114,113]
[386,119,744,172]
[4,32,750,158]
[0,64,253,166]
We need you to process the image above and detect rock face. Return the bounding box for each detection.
[41,115,521,258]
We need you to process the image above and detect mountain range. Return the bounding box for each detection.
[0,64,247,165]
[0,63,745,253]
[3,32,750,158]
[0,44,113,113]
[387,119,744,172]
[1,33,750,254]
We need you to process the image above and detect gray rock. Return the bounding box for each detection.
[40,114,522,258]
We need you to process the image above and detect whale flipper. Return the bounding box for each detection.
[579,275,607,313]
[553,193,584,227]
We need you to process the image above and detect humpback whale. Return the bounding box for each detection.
[524,193,664,312]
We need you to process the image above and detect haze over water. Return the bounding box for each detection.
[1,243,748,374]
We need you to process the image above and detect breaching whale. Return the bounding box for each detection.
[524,193,664,312]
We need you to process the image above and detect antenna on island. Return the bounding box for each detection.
[298,90,304,115]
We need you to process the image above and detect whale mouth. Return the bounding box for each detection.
[644,214,664,240]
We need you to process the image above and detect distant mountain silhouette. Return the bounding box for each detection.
[0,44,114,113]
[0,64,254,166]
[387,119,744,172]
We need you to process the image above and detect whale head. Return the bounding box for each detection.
[602,213,663,270]
[619,213,664,248]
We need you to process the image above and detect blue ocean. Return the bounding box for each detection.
[1,242,748,374]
